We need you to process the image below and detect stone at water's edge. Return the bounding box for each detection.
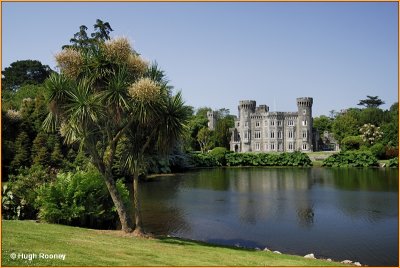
[263,248,270,252]
[326,258,332,262]
[341,260,353,264]
[354,262,362,266]
[273,251,282,254]
[304,253,315,259]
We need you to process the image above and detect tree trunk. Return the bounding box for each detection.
[103,171,134,233]
[132,160,144,235]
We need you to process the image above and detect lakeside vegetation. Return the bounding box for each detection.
[2,220,345,266]
[1,18,398,266]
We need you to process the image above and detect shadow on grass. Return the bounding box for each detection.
[156,236,257,252]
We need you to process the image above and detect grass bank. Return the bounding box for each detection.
[2,220,345,266]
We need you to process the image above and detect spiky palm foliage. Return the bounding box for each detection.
[116,83,190,234]
[45,31,189,233]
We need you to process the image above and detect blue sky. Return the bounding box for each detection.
[2,2,398,116]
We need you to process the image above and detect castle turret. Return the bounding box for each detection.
[207,111,217,131]
[296,97,313,151]
[238,100,256,152]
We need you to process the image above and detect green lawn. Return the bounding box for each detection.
[2,220,346,266]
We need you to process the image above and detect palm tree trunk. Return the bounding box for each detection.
[104,172,134,233]
[132,160,144,235]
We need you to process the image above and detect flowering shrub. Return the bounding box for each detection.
[359,123,383,145]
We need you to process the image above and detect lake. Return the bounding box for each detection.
[139,167,398,266]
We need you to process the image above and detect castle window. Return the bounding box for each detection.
[288,131,293,139]
[302,143,308,150]
[288,142,293,150]
[270,131,275,139]
[265,120,268,126]
[303,109,307,115]
[270,143,275,150]
[288,120,294,126]
[237,122,240,127]
[255,131,261,139]
[278,131,282,139]
[302,120,307,126]
[244,132,248,139]
[302,131,307,138]
[255,143,261,151]
[277,120,282,126]
[271,120,275,126]
[256,121,260,127]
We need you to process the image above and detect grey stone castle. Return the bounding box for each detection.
[222,97,318,152]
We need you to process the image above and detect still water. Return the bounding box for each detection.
[140,167,398,266]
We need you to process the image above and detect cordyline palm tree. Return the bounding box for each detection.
[116,78,190,235]
[43,33,188,234]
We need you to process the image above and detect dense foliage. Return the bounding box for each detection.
[322,151,378,167]
[184,107,235,151]
[388,157,398,168]
[2,60,53,91]
[189,152,221,167]
[225,152,312,167]
[36,169,129,229]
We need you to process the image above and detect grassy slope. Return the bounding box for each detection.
[2,220,345,266]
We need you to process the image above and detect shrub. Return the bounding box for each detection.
[341,135,364,151]
[209,147,229,166]
[388,157,398,168]
[385,147,398,159]
[189,153,220,167]
[147,156,171,174]
[2,185,24,220]
[36,169,130,229]
[322,151,378,167]
[7,165,53,219]
[225,152,312,167]
[369,143,386,159]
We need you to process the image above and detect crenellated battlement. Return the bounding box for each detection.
[296,97,313,107]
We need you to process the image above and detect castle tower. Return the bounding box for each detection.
[296,97,313,151]
[207,111,217,131]
[238,100,256,152]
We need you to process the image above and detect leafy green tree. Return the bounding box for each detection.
[31,132,50,166]
[2,109,21,179]
[358,95,385,108]
[328,110,337,119]
[313,115,332,137]
[332,112,359,144]
[62,19,113,50]
[359,107,387,126]
[2,60,53,91]
[50,140,64,168]
[183,109,208,151]
[197,127,213,153]
[2,84,45,110]
[92,19,113,41]
[213,114,234,148]
[196,107,212,118]
[10,132,31,171]
[381,102,398,147]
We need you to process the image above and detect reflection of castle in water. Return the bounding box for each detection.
[228,169,316,227]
